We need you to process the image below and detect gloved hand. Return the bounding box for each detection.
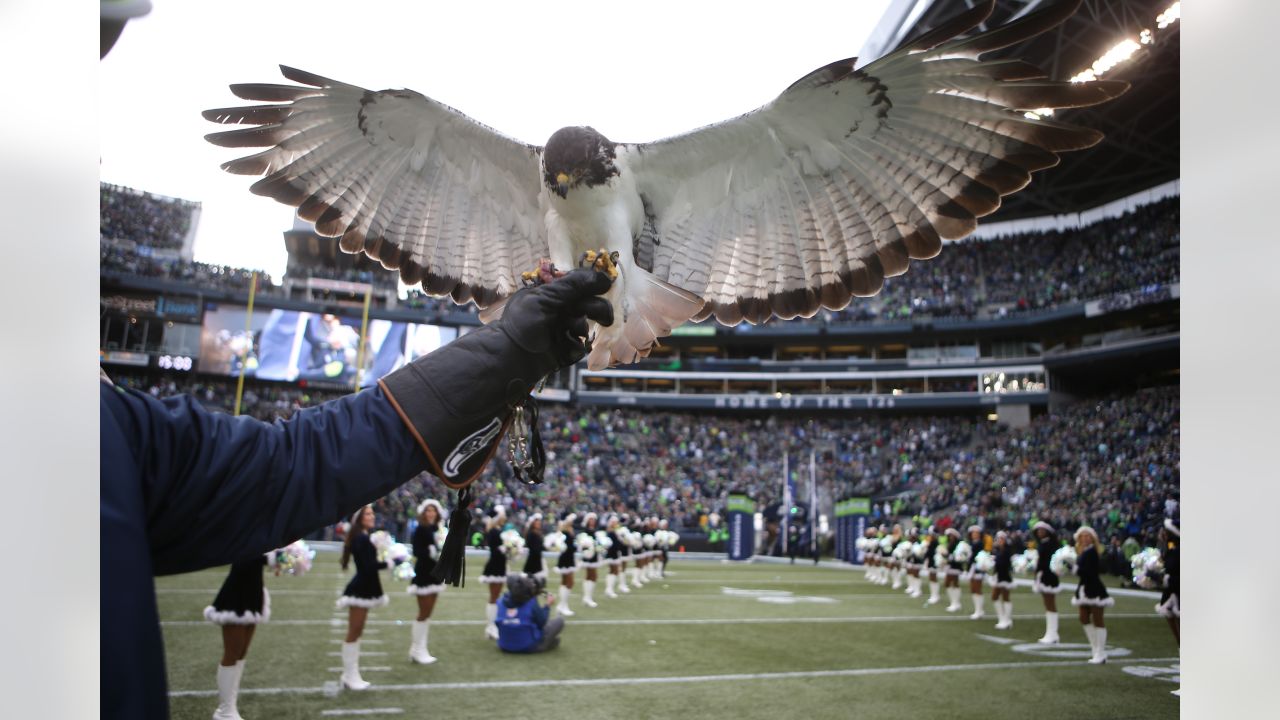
[379,268,613,489]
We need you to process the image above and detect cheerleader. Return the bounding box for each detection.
[990,530,1015,630]
[578,512,603,607]
[338,505,393,691]
[657,518,673,578]
[479,506,509,640]
[1070,525,1114,664]
[922,528,941,606]
[523,513,547,582]
[553,514,578,616]
[902,527,922,598]
[205,553,274,720]
[888,524,905,590]
[629,520,648,589]
[605,515,624,598]
[964,525,988,620]
[406,499,445,666]
[1157,519,1180,644]
[942,527,964,612]
[860,528,878,582]
[1031,521,1063,644]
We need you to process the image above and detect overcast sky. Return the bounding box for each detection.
[99,0,891,281]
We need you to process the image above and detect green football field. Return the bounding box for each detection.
[157,553,1180,719]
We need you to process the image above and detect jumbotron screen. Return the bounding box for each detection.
[199,303,457,387]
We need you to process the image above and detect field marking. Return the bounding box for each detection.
[331,639,384,645]
[320,709,404,716]
[325,651,387,657]
[169,656,1181,698]
[327,666,393,673]
[161,612,1164,628]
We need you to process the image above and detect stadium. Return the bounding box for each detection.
[95,1,1185,719]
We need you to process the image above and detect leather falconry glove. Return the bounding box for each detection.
[379,267,614,490]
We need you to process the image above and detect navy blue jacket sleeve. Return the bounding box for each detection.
[530,600,549,629]
[102,380,428,576]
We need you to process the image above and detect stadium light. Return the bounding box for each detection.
[1024,2,1179,119]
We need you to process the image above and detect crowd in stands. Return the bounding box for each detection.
[101,245,282,296]
[105,368,1178,550]
[102,181,1178,326]
[100,183,199,251]
[286,263,400,291]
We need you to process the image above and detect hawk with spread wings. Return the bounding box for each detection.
[204,0,1124,370]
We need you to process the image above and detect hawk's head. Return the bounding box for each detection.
[542,126,618,199]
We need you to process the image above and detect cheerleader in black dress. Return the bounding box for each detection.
[579,512,602,607]
[1031,521,1063,643]
[904,527,924,598]
[965,525,988,620]
[479,506,508,640]
[942,528,964,612]
[406,499,445,666]
[657,518,672,579]
[990,531,1015,630]
[923,528,941,606]
[1157,519,1180,644]
[553,514,578,616]
[605,515,624,598]
[205,553,275,720]
[338,505,395,690]
[523,513,546,581]
[1071,526,1114,664]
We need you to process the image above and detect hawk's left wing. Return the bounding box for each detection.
[627,0,1126,325]
[204,66,546,308]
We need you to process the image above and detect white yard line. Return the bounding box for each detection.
[325,651,387,657]
[319,709,404,716]
[162,612,1164,628]
[170,656,1180,698]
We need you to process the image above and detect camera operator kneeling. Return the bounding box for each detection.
[496,574,564,653]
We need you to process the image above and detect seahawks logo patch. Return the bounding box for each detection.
[443,417,502,477]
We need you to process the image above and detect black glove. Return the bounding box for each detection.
[379,268,613,489]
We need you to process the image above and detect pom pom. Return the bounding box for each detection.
[1131,547,1164,588]
[953,541,973,564]
[500,529,526,562]
[369,530,392,552]
[644,533,657,549]
[544,531,568,554]
[276,540,315,576]
[894,540,912,560]
[392,561,416,582]
[911,541,928,559]
[1050,546,1077,576]
[594,531,613,550]
[934,545,950,566]
[575,532,595,552]
[973,550,996,574]
[879,536,894,552]
[1012,549,1037,575]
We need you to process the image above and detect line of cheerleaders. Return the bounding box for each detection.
[200,500,676,719]
[857,518,1180,664]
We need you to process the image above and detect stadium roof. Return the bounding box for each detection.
[862,0,1179,221]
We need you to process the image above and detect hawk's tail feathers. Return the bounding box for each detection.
[587,267,703,371]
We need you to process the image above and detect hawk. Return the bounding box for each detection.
[204,0,1124,370]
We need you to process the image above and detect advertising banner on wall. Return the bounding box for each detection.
[836,497,871,564]
[726,494,756,562]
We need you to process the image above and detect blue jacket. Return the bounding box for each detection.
[495,594,548,653]
[101,380,428,719]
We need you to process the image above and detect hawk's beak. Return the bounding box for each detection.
[554,172,571,198]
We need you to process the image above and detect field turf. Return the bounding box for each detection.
[157,553,1180,719]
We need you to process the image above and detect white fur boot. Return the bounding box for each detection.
[340,641,370,691]
[409,620,436,665]
[969,594,985,620]
[1089,626,1108,664]
[1037,611,1060,644]
[557,585,575,617]
[946,586,963,612]
[212,662,244,720]
[605,573,619,599]
[618,569,631,593]
[926,579,941,605]
[484,603,499,640]
[583,579,598,607]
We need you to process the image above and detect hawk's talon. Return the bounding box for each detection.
[579,247,620,280]
[521,258,563,287]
